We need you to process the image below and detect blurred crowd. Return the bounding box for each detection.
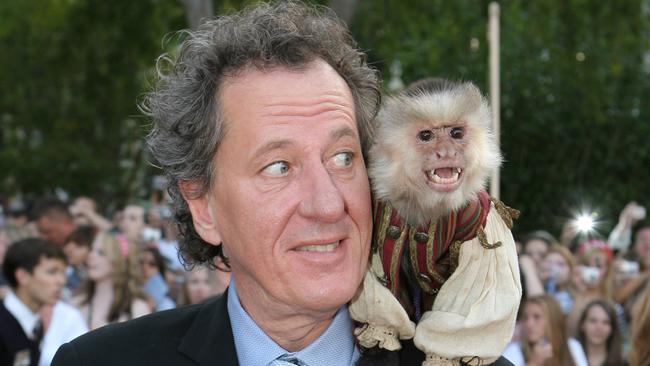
[507,201,650,366]
[1,195,649,366]
[0,194,230,366]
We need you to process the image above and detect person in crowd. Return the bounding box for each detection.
[614,224,650,317]
[118,204,146,244]
[568,239,620,337]
[503,295,588,366]
[5,200,30,228]
[519,230,557,299]
[523,231,556,271]
[62,225,95,299]
[178,267,219,306]
[542,245,577,314]
[178,265,230,306]
[1,226,32,296]
[628,284,650,366]
[33,200,77,246]
[145,201,183,270]
[73,230,150,330]
[608,202,646,254]
[575,300,623,366]
[68,196,112,231]
[140,246,175,311]
[1,238,87,366]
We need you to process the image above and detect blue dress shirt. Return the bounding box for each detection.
[227,280,360,366]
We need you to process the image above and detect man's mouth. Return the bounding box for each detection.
[295,241,340,253]
[427,167,462,184]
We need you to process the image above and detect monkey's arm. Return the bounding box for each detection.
[412,202,522,365]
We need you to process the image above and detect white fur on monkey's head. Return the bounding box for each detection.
[368,79,502,226]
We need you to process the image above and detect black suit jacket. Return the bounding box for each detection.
[0,302,41,366]
[51,291,237,366]
[52,289,512,366]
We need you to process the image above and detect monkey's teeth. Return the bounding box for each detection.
[429,169,461,184]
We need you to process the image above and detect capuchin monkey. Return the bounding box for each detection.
[369,78,502,226]
[352,78,521,366]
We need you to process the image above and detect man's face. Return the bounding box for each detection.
[119,205,145,241]
[192,60,372,316]
[18,257,66,309]
[63,241,90,267]
[37,216,74,246]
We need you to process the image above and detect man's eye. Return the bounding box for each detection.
[262,161,290,176]
[332,152,353,168]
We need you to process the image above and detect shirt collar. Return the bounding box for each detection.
[227,280,359,366]
[4,291,41,338]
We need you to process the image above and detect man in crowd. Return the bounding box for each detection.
[33,200,76,247]
[53,2,510,365]
[1,238,87,366]
[118,204,146,244]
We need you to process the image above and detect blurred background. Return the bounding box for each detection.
[1,0,649,237]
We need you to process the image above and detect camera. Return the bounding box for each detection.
[580,266,601,285]
[619,260,640,276]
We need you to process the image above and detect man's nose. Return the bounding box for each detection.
[298,164,345,222]
[57,273,67,287]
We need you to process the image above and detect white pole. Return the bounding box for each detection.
[488,2,501,199]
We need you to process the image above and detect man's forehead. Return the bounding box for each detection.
[35,256,66,270]
[218,60,352,104]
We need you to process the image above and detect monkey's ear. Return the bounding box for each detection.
[462,81,482,101]
[178,180,223,246]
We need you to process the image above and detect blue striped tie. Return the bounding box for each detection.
[267,354,308,366]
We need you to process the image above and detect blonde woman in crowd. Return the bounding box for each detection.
[73,230,150,329]
[503,295,588,366]
[628,284,650,366]
[576,300,623,366]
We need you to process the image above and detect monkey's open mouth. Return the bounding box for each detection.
[427,167,462,185]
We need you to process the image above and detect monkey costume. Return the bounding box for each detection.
[349,79,522,366]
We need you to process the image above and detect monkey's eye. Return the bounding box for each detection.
[449,127,465,139]
[417,130,434,142]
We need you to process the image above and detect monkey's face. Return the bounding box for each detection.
[414,123,469,193]
[368,81,501,225]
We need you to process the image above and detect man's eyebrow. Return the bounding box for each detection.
[251,139,294,160]
[330,125,358,141]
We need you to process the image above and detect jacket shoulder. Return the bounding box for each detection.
[52,297,220,366]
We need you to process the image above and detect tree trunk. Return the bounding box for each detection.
[328,0,360,25]
[180,0,214,29]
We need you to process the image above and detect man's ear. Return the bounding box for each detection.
[178,180,223,246]
[15,268,32,287]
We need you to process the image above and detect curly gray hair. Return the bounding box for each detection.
[144,1,380,268]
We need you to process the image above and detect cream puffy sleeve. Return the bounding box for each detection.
[413,205,522,366]
[349,253,416,351]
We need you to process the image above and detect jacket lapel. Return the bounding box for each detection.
[178,288,238,365]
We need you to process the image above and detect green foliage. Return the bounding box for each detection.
[1,0,648,236]
[0,0,185,209]
[352,0,650,236]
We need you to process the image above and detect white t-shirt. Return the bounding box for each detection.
[39,301,88,366]
[502,338,588,366]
